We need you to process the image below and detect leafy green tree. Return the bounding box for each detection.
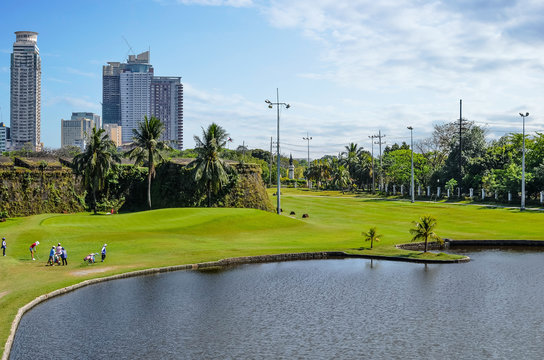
[192,123,231,207]
[73,127,120,214]
[125,116,171,210]
[409,215,441,253]
[362,227,382,249]
[331,164,351,192]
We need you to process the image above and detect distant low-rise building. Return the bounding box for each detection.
[60,112,100,151]
[103,123,122,147]
[0,122,9,152]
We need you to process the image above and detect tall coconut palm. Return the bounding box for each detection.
[125,115,171,210]
[73,127,120,214]
[362,226,382,249]
[409,215,441,253]
[191,123,231,207]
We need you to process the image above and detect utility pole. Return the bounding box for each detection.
[368,135,376,193]
[374,131,386,191]
[458,99,469,195]
[269,137,273,187]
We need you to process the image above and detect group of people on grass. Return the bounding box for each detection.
[47,243,68,266]
[0,238,108,266]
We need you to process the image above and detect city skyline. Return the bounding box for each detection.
[0,1,543,158]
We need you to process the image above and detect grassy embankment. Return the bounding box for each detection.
[1,188,544,353]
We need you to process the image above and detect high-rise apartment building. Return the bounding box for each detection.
[10,31,41,151]
[151,77,184,149]
[102,51,184,149]
[60,112,99,150]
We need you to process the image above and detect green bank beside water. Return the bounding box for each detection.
[1,189,543,353]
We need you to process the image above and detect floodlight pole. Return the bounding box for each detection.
[303,132,312,186]
[520,112,529,211]
[266,89,290,215]
[408,126,414,203]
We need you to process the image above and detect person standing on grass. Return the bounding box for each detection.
[61,247,67,266]
[48,246,55,266]
[1,237,6,256]
[29,241,39,260]
[101,244,107,262]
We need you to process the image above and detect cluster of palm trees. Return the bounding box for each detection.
[363,215,440,253]
[73,116,231,213]
[305,143,373,191]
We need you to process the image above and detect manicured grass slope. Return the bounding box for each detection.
[1,191,543,354]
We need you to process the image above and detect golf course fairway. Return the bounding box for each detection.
[1,189,543,355]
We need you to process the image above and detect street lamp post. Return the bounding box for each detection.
[519,112,529,211]
[303,132,312,187]
[407,126,414,203]
[266,89,290,215]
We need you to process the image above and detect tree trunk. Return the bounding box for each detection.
[92,187,97,215]
[147,170,152,209]
[207,181,211,207]
[424,238,428,252]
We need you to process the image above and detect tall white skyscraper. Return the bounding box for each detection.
[10,31,41,150]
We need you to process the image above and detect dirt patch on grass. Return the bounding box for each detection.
[0,291,8,300]
[70,266,117,276]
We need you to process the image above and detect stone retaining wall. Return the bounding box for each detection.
[395,241,444,251]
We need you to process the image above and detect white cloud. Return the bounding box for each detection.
[163,0,253,6]
[66,67,96,78]
[46,96,100,111]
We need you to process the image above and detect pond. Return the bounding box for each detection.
[10,248,544,359]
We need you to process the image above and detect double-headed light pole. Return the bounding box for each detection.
[266,89,290,215]
[519,112,529,211]
[407,126,414,203]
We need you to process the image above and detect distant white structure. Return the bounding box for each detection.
[11,31,41,150]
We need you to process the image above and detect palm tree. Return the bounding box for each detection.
[125,115,171,210]
[409,215,441,253]
[332,164,351,192]
[362,226,382,249]
[73,127,120,214]
[191,123,231,207]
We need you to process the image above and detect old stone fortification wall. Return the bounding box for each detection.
[0,158,84,217]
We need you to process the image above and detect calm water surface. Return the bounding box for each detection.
[10,249,544,359]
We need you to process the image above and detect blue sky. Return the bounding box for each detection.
[0,0,543,158]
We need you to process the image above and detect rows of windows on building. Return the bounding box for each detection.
[6,31,184,153]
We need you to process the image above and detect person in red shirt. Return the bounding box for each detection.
[29,241,40,260]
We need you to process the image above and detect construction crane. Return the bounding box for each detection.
[122,36,135,60]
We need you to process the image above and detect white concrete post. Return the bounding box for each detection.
[437,187,441,198]
[469,188,473,198]
[393,185,396,195]
[385,183,388,194]
[447,188,450,198]
[495,191,498,200]
[457,187,460,198]
[508,192,512,202]
[427,186,430,197]
[418,185,421,196]
[540,191,544,204]
[401,185,404,196]
[482,189,485,200]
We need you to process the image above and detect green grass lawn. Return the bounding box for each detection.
[1,188,543,354]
